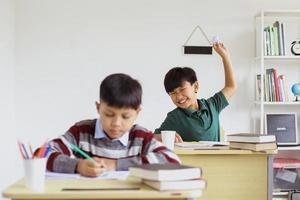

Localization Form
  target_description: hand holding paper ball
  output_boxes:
[291,83,300,101]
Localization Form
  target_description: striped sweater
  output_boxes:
[47,119,181,173]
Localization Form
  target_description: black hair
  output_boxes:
[164,67,197,93]
[100,73,142,109]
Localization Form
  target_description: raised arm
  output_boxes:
[213,42,237,100]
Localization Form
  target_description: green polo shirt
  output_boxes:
[154,91,229,141]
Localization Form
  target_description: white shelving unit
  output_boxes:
[254,9,300,134]
[255,10,300,200]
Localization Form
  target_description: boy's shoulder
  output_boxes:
[74,119,97,126]
[167,107,181,115]
[130,125,153,138]
[131,124,151,134]
[68,119,97,134]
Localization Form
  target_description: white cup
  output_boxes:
[161,130,176,150]
[23,158,47,192]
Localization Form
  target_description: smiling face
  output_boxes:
[168,81,199,110]
[96,101,140,139]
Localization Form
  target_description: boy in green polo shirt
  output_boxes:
[154,42,237,142]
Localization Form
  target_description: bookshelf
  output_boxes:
[255,101,300,106]
[254,10,300,200]
[254,9,300,134]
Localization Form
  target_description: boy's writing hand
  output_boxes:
[76,159,105,177]
[94,157,116,171]
[213,42,230,59]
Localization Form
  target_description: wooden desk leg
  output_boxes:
[268,155,273,200]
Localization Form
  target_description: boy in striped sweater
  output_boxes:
[47,73,181,177]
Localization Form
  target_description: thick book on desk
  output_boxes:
[129,164,201,181]
[143,178,206,191]
[229,141,277,151]
[227,133,276,143]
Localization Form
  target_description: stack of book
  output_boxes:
[129,163,205,191]
[227,133,277,151]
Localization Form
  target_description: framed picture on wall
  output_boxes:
[265,113,298,145]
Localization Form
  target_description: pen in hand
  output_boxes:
[69,143,95,161]
[60,136,95,161]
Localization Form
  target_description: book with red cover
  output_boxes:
[273,158,300,168]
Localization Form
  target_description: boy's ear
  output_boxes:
[136,107,142,114]
[193,81,199,93]
[95,101,101,113]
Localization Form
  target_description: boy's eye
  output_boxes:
[122,115,130,119]
[105,113,114,117]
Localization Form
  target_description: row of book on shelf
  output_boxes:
[264,20,286,56]
[256,67,289,102]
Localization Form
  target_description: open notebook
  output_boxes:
[46,171,129,180]
[175,141,229,149]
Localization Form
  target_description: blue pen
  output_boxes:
[43,145,52,157]
[21,143,29,159]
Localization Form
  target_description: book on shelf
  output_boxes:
[229,141,277,151]
[143,178,206,191]
[263,21,286,56]
[255,68,289,102]
[129,163,201,181]
[278,75,289,102]
[226,133,276,143]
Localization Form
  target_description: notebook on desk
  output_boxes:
[175,141,229,149]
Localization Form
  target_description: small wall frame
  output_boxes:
[183,25,212,55]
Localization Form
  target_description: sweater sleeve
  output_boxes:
[117,133,181,170]
[207,91,229,113]
[46,130,80,173]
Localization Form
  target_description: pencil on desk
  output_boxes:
[62,187,140,191]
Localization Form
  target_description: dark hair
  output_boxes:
[100,73,142,109]
[164,67,197,93]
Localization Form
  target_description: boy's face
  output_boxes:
[168,81,199,109]
[96,101,140,139]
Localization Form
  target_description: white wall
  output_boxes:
[0,0,17,198]
[2,0,300,198]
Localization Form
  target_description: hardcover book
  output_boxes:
[229,141,277,151]
[226,133,276,143]
[129,164,201,181]
[143,178,206,191]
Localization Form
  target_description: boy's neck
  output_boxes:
[189,100,199,110]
